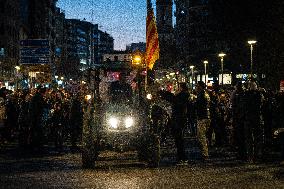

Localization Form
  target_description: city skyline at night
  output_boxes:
[57,0,149,50]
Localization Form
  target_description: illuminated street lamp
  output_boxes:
[218,53,226,85]
[132,55,142,66]
[132,53,143,101]
[248,40,257,79]
[15,66,21,71]
[61,76,64,80]
[190,65,195,89]
[203,60,208,86]
[55,75,58,80]
[14,66,21,90]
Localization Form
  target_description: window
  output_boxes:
[114,56,118,61]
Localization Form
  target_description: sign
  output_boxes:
[20,47,50,57]
[0,48,4,57]
[20,57,49,64]
[20,39,50,64]
[20,39,49,47]
[280,80,284,92]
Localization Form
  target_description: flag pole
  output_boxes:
[145,63,147,92]
[145,0,151,92]
[147,0,152,11]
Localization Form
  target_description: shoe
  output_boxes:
[201,156,209,162]
[176,160,189,166]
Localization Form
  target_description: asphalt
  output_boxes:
[0,141,283,189]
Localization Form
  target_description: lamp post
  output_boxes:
[132,52,143,102]
[15,66,20,90]
[190,65,195,89]
[218,53,226,85]
[203,60,208,86]
[248,40,257,79]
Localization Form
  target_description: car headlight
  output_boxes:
[109,117,118,129]
[125,117,134,128]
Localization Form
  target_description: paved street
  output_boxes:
[0,143,283,189]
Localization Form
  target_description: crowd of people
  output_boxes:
[152,80,284,164]
[0,79,283,165]
[0,86,85,151]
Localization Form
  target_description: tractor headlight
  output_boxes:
[109,117,119,129]
[125,117,134,128]
[146,93,152,100]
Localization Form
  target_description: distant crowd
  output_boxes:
[0,86,86,151]
[0,80,283,164]
[150,80,284,164]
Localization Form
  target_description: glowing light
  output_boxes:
[248,40,257,45]
[109,117,118,129]
[218,53,226,58]
[146,93,152,100]
[85,95,92,101]
[125,117,134,128]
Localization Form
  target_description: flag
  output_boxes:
[146,1,160,70]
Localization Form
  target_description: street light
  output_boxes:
[248,40,257,79]
[203,60,208,86]
[55,75,58,80]
[15,66,20,71]
[132,55,142,66]
[14,66,21,90]
[190,65,195,89]
[218,53,226,85]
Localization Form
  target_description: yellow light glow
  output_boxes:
[190,66,194,69]
[15,66,20,70]
[203,60,208,64]
[85,95,92,101]
[133,56,141,65]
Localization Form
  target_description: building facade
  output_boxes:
[65,19,92,79]
[0,0,20,81]
[155,0,176,69]
[102,51,132,72]
[97,30,114,64]
[174,0,226,80]
[126,42,146,53]
[54,7,66,77]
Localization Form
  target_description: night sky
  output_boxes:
[57,0,150,50]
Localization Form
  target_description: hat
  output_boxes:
[247,81,258,91]
[197,81,206,89]
[179,82,188,90]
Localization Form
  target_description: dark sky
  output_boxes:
[57,0,150,50]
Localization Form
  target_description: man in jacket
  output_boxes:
[172,82,190,164]
[195,81,211,160]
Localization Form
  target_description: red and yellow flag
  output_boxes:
[146,6,160,70]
